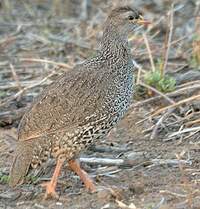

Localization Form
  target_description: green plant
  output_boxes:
[26,175,39,184]
[0,174,10,184]
[144,70,176,93]
[155,58,164,77]
[0,90,7,98]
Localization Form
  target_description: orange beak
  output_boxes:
[137,19,151,26]
[137,15,151,26]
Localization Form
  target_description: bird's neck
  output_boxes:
[100,22,130,59]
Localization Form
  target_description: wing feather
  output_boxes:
[18,64,107,141]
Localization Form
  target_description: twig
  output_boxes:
[80,0,88,20]
[160,190,186,198]
[150,159,192,166]
[175,130,200,141]
[143,33,156,72]
[115,200,137,209]
[0,72,55,108]
[178,80,200,88]
[162,3,174,76]
[131,82,200,109]
[139,82,175,105]
[0,80,52,90]
[90,145,132,153]
[150,94,200,117]
[150,108,174,140]
[152,197,165,209]
[9,64,22,92]
[92,168,122,178]
[79,157,191,167]
[0,107,28,125]
[80,157,139,167]
[20,58,73,69]
[186,118,200,126]
[132,60,143,85]
[168,126,200,138]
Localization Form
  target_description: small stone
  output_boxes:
[34,203,45,209]
[97,189,113,203]
[128,182,144,195]
[0,190,21,200]
[56,202,63,206]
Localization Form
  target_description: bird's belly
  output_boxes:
[51,122,113,159]
[50,88,134,162]
[30,121,113,168]
[30,81,133,168]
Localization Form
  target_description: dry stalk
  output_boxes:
[186,118,200,126]
[161,3,174,76]
[79,157,190,167]
[150,108,174,140]
[0,71,55,108]
[168,126,200,138]
[139,81,175,105]
[175,152,194,208]
[160,190,187,198]
[178,80,200,88]
[132,60,146,85]
[150,94,200,118]
[9,64,22,92]
[131,81,200,110]
[20,58,73,70]
[143,33,156,72]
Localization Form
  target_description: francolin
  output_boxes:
[9,6,150,198]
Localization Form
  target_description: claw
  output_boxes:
[68,159,96,192]
[41,181,59,200]
[41,158,64,199]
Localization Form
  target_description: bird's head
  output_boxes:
[106,6,150,38]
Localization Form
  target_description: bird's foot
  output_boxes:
[41,181,59,200]
[41,158,64,200]
[84,175,96,193]
[68,159,96,193]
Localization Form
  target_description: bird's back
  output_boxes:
[18,54,133,142]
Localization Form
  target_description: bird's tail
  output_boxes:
[9,141,34,187]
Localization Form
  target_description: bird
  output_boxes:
[9,6,150,199]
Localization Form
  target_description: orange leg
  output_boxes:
[68,159,96,192]
[42,158,64,199]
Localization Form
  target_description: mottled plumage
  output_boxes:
[9,6,148,190]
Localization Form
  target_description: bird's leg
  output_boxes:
[68,159,96,192]
[42,158,64,199]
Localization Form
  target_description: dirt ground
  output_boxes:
[0,109,200,209]
[0,0,200,209]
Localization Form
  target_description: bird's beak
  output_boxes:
[137,19,151,26]
[137,15,151,26]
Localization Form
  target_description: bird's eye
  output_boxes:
[137,14,144,20]
[135,15,140,19]
[128,16,134,20]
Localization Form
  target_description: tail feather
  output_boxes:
[9,142,33,187]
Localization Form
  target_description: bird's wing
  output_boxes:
[18,63,107,141]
